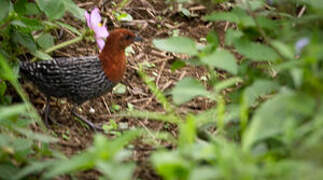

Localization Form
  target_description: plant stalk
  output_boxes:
[31,35,84,61]
[45,35,83,54]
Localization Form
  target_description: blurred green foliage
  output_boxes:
[147,0,323,179]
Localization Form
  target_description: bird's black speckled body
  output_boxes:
[20,56,115,105]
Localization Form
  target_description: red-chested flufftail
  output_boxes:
[20,29,142,130]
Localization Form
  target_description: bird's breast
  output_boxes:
[101,54,127,83]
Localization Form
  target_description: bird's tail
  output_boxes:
[19,61,35,79]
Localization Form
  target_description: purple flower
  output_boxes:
[85,7,109,50]
[295,37,309,56]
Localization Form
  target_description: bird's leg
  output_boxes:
[43,97,63,127]
[71,106,103,132]
[43,97,50,127]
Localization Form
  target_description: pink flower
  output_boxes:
[85,7,109,50]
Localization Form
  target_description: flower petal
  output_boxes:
[96,38,106,50]
[84,11,91,28]
[94,26,109,38]
[295,37,309,55]
[90,7,101,29]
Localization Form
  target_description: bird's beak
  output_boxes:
[134,36,143,42]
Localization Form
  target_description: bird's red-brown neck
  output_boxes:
[99,46,126,83]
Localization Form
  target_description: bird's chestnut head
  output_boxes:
[99,29,142,82]
[104,29,142,50]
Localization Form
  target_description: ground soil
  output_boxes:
[23,0,227,179]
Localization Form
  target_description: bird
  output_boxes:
[20,29,142,130]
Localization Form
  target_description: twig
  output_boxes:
[138,118,159,144]
[178,71,187,80]
[161,80,173,91]
[77,2,94,8]
[155,61,166,88]
[224,21,230,32]
[130,97,151,103]
[101,96,111,115]
[297,6,306,18]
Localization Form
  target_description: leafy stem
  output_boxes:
[243,0,291,61]
[45,35,84,54]
[31,34,85,62]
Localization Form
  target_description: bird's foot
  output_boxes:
[72,108,103,132]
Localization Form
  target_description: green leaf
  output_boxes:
[63,0,85,21]
[56,21,81,36]
[215,77,243,93]
[31,50,52,60]
[116,12,133,21]
[243,80,280,107]
[243,91,316,150]
[178,115,196,147]
[14,0,27,15]
[36,33,54,50]
[153,37,198,56]
[231,7,255,27]
[25,2,41,15]
[205,8,255,27]
[201,48,238,74]
[0,54,17,82]
[44,152,95,179]
[36,0,65,20]
[271,40,294,60]
[203,11,239,23]
[19,17,43,31]
[180,7,191,17]
[10,137,33,151]
[97,162,135,180]
[171,77,209,105]
[171,60,186,71]
[225,29,243,46]
[113,83,127,94]
[290,68,303,88]
[122,110,180,124]
[10,20,27,27]
[151,151,190,180]
[306,0,323,10]
[242,0,265,10]
[14,0,41,15]
[0,104,27,122]
[0,81,7,96]
[0,0,10,21]
[13,160,56,180]
[256,16,278,30]
[44,131,140,179]
[234,39,279,61]
[13,30,37,52]
[206,30,219,47]
[189,167,219,180]
[14,127,58,143]
[0,164,19,179]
